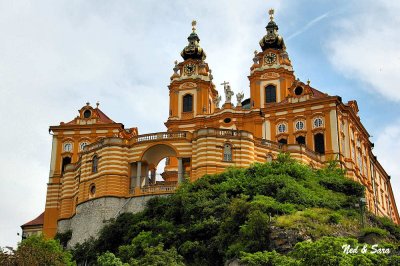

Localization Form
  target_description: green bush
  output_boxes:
[369,215,400,241]
[327,213,342,224]
[240,250,300,266]
[361,227,389,237]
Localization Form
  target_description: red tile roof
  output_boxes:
[93,108,115,124]
[310,87,327,98]
[21,212,44,228]
[65,107,116,125]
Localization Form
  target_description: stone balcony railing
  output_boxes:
[139,183,178,194]
[194,128,253,139]
[254,138,282,150]
[132,131,189,144]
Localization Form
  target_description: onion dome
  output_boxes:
[181,20,206,61]
[259,9,285,51]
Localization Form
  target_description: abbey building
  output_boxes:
[21,10,399,245]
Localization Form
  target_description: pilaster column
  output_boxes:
[144,164,149,186]
[178,158,183,184]
[136,161,142,188]
[150,169,156,184]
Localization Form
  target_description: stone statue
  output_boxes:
[173,60,179,74]
[253,50,259,64]
[214,95,221,108]
[236,92,244,106]
[225,85,234,103]
[221,81,234,103]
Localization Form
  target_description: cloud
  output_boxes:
[374,121,400,208]
[287,11,331,41]
[326,0,400,101]
[0,0,283,248]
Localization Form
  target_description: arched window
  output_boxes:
[62,156,71,172]
[89,183,96,196]
[183,94,193,112]
[223,143,232,162]
[92,155,99,173]
[296,136,306,145]
[314,133,325,154]
[278,138,287,145]
[265,85,276,103]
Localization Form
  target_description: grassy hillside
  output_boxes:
[70,153,400,265]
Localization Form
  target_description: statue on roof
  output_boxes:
[221,81,234,103]
[214,95,222,108]
[236,92,244,106]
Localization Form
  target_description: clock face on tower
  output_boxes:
[264,52,277,65]
[184,64,196,76]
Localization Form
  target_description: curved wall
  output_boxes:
[58,194,168,247]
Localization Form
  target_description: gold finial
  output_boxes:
[269,8,274,21]
[307,79,311,85]
[192,20,197,32]
[86,102,90,106]
[174,60,178,66]
[96,101,100,107]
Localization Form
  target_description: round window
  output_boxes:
[295,121,304,130]
[63,143,72,152]
[83,110,91,119]
[294,86,303,96]
[80,142,88,151]
[314,118,323,128]
[278,123,286,133]
[224,118,232,123]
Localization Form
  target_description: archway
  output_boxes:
[130,144,189,192]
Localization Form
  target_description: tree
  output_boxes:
[97,251,128,266]
[128,244,185,266]
[1,235,75,266]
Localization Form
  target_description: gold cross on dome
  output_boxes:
[269,8,274,21]
[192,20,197,32]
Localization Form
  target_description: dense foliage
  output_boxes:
[241,237,400,266]
[65,153,399,265]
[0,235,75,266]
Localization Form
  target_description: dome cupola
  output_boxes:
[181,20,206,61]
[259,9,285,51]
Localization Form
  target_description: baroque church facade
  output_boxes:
[22,10,399,245]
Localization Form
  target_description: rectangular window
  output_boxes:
[183,94,193,112]
[265,85,277,103]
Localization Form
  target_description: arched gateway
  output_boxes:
[131,143,189,194]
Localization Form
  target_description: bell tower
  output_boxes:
[249,9,295,109]
[166,21,218,132]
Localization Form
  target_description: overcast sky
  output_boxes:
[1,0,400,248]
